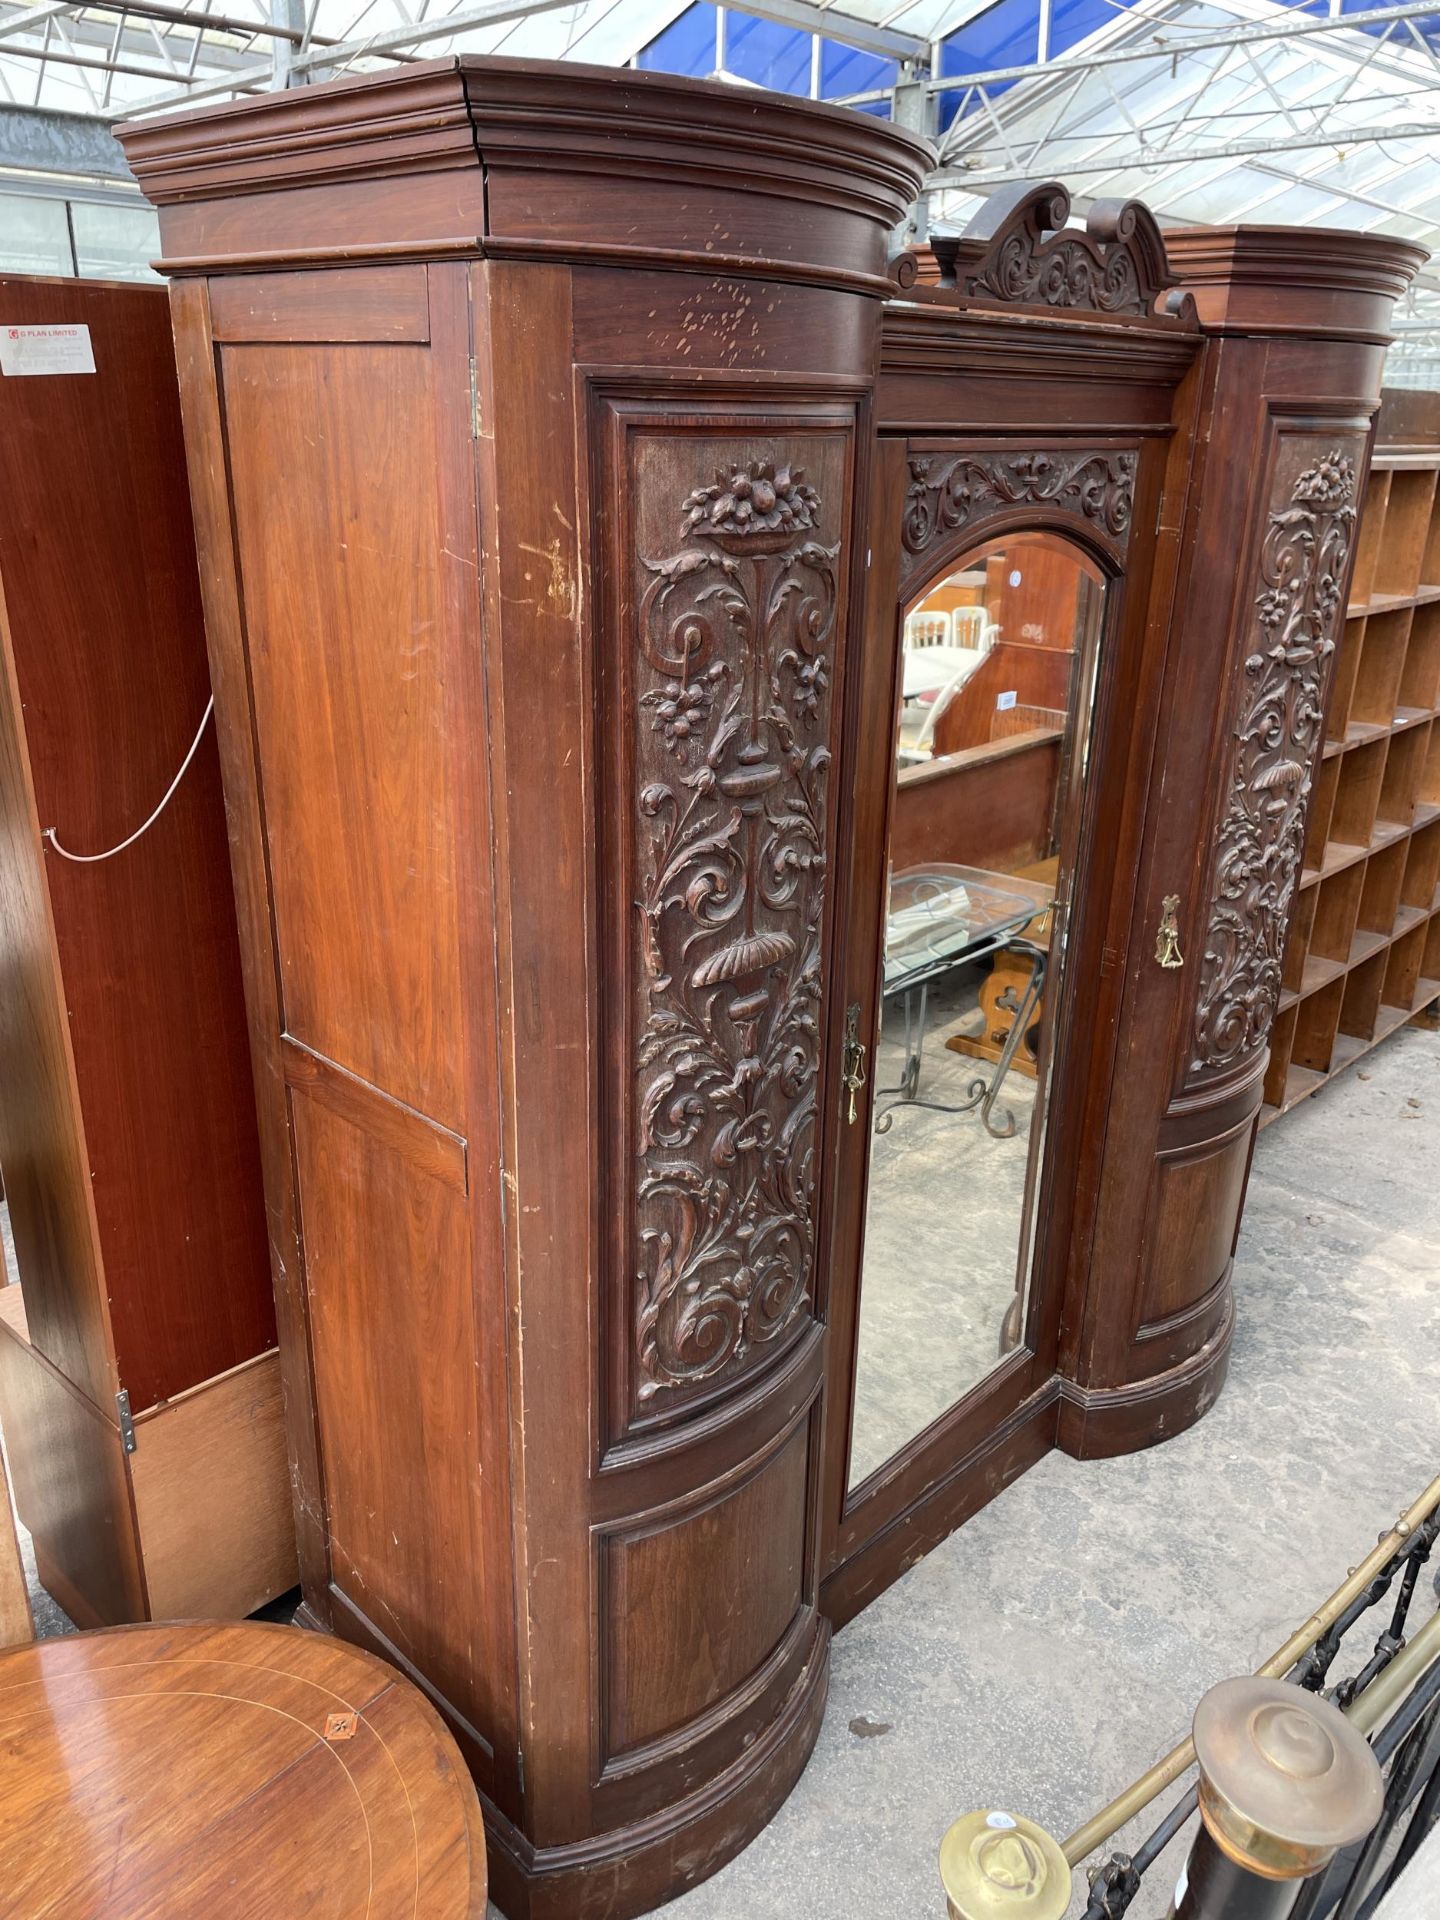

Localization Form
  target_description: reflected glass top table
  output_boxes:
[878,863,1055,1137]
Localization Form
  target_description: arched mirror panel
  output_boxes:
[847,531,1109,1491]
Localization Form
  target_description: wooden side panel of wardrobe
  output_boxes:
[201,266,514,1790]
[221,338,464,1131]
[292,1093,488,1724]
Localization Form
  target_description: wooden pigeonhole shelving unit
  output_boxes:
[1262,391,1440,1126]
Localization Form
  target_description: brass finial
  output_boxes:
[1192,1677,1382,1880]
[939,1811,1070,1920]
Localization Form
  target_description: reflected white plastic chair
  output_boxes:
[960,606,990,652]
[904,609,951,648]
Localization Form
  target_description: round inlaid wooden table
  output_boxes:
[0,1621,487,1918]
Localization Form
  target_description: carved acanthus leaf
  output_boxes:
[631,456,838,1406]
[902,448,1137,557]
[1190,445,1359,1076]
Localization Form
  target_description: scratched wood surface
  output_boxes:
[0,1622,486,1918]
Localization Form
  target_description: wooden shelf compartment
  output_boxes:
[1351,607,1412,727]
[1326,615,1366,745]
[1423,723,1440,807]
[1401,819,1440,918]
[1302,836,1372,891]
[1359,838,1407,939]
[1425,489,1440,591]
[1347,586,1440,619]
[1400,602,1440,714]
[1281,886,1318,996]
[1394,903,1428,939]
[1425,914,1440,990]
[1383,920,1428,1014]
[1339,947,1388,1049]
[1292,974,1345,1075]
[1349,469,1390,605]
[1332,736,1389,849]
[1299,954,1347,997]
[1265,967,1440,1131]
[1372,452,1440,472]
[1281,1062,1331,1110]
[1378,719,1427,831]
[1303,752,1341,876]
[1374,468,1439,599]
[1329,1028,1373,1077]
[1263,1002,1298,1110]
[1310,863,1364,968]
[1349,926,1390,967]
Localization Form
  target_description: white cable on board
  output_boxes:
[43,697,215,865]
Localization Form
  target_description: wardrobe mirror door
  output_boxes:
[846,532,1108,1492]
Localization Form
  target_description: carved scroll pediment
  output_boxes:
[903,182,1193,323]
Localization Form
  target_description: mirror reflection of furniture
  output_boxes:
[874,863,1055,1131]
[948,857,1059,1082]
[848,533,1103,1491]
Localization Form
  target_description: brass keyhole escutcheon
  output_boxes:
[1155,893,1184,970]
[841,1002,868,1124]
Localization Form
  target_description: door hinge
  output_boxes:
[116,1389,136,1455]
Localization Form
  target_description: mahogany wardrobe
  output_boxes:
[120,59,1423,1920]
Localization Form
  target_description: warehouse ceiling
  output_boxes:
[1,0,1438,367]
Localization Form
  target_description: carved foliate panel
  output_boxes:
[618,429,849,1422]
[1189,438,1362,1080]
[899,447,1136,593]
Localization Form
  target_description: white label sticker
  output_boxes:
[985,1812,1018,1830]
[0,323,95,377]
[997,689,1017,711]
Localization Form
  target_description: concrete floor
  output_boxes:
[651,1026,1440,1920]
[851,969,1040,1488]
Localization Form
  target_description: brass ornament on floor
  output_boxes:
[940,1809,1072,1920]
